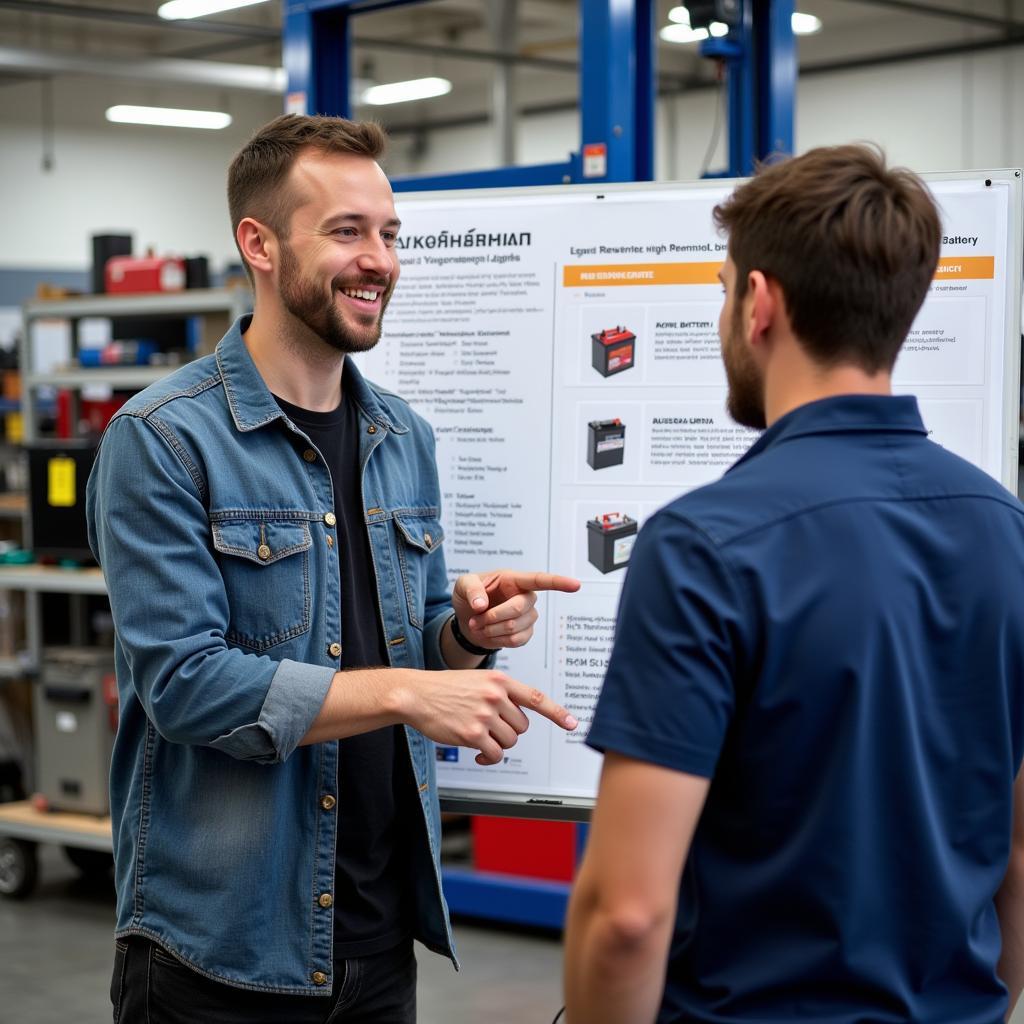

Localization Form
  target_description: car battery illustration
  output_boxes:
[586,513,638,574]
[591,326,636,377]
[587,418,626,470]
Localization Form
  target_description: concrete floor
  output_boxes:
[6,845,1024,1024]
[0,844,565,1024]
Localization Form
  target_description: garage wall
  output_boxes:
[0,42,1020,273]
[387,43,1024,181]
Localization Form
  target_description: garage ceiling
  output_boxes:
[0,0,1021,138]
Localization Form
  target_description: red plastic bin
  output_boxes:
[471,816,576,882]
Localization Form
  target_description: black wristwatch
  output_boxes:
[449,613,497,657]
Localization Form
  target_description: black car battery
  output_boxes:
[26,441,97,562]
[586,513,638,574]
[591,326,636,377]
[587,418,626,470]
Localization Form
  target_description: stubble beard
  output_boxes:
[724,301,767,431]
[278,241,391,355]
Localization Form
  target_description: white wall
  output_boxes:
[385,42,1024,182]
[1,43,1021,273]
[0,76,280,271]
[387,109,580,179]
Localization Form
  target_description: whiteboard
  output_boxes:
[355,169,1024,820]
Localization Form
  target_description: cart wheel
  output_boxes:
[0,837,39,899]
[63,846,114,878]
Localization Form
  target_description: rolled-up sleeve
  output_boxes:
[87,413,334,764]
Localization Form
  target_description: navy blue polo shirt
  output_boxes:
[588,395,1024,1024]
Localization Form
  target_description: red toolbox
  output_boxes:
[472,817,576,882]
[105,255,186,294]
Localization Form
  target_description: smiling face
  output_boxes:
[276,149,401,354]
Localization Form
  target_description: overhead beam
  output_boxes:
[0,0,278,38]
[800,27,1024,72]
[352,35,692,90]
[0,0,693,86]
[0,46,285,92]
[171,33,578,73]
[382,29,1024,137]
[169,37,277,60]
[836,0,1024,33]
[352,33,575,71]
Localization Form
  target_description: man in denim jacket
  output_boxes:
[87,114,579,1023]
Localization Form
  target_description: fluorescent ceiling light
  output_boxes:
[105,105,232,129]
[792,12,823,33]
[360,77,452,106]
[665,6,822,40]
[158,0,269,19]
[660,22,710,43]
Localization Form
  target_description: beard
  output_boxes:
[723,301,767,430]
[278,241,392,355]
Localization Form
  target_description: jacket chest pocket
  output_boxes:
[394,511,445,629]
[211,519,312,651]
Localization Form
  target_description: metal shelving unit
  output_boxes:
[22,289,251,320]
[0,493,27,519]
[27,367,171,390]
[0,566,107,596]
[11,287,251,677]
[0,290,250,897]
[19,287,251,441]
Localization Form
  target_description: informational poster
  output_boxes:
[355,173,1022,817]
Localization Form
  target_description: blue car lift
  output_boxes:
[281,0,794,928]
[698,0,796,177]
[283,0,657,188]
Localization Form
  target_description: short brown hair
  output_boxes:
[713,144,941,373]
[227,114,388,281]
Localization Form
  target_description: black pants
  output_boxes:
[111,936,417,1023]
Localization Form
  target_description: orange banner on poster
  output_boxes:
[934,256,994,280]
[563,261,723,287]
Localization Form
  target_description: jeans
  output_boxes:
[111,936,417,1023]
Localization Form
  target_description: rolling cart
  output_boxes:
[0,800,112,898]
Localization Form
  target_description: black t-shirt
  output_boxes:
[276,387,416,959]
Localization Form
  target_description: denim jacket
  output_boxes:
[86,316,457,994]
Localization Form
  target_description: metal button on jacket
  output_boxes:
[302,449,316,463]
[328,642,342,658]
[312,971,328,986]
[320,794,336,811]
[326,535,334,549]
[424,532,433,549]
[324,512,337,527]
[367,424,377,434]
[257,544,271,561]
[318,893,334,909]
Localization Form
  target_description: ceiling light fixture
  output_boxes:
[157,0,270,20]
[360,77,452,106]
[663,6,822,41]
[659,22,710,43]
[791,12,823,34]
[105,105,233,129]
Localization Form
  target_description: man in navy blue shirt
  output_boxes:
[564,145,1024,1024]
